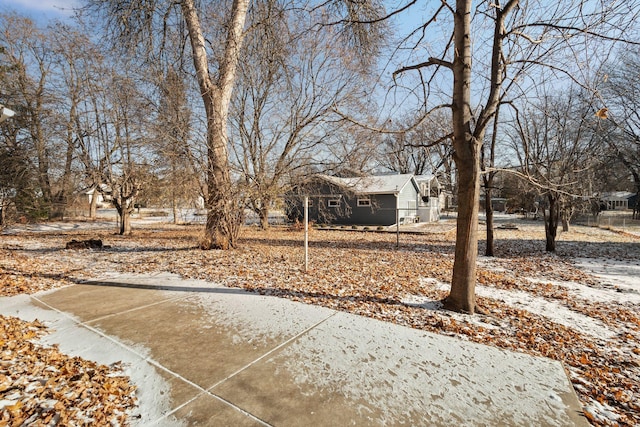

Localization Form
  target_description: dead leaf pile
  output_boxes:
[1,223,639,425]
[0,315,137,426]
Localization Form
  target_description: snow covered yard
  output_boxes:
[1,219,639,425]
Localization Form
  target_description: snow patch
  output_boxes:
[574,258,640,301]
[185,288,334,347]
[414,278,615,340]
[278,312,577,426]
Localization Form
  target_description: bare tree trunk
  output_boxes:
[120,208,131,235]
[561,209,570,232]
[483,98,501,257]
[181,0,249,250]
[172,190,179,224]
[89,189,98,219]
[485,186,495,256]
[544,194,559,252]
[444,0,479,314]
[259,204,270,230]
[52,101,78,220]
[113,196,133,235]
[447,142,482,313]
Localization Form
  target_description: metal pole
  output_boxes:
[304,196,309,272]
[396,207,400,249]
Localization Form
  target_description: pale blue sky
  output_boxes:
[6,0,79,22]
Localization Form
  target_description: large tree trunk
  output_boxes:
[447,142,482,313]
[181,0,249,250]
[444,0,480,314]
[120,208,131,235]
[258,196,271,230]
[203,112,238,249]
[113,199,132,235]
[259,208,269,230]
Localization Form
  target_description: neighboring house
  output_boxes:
[287,173,441,226]
[479,196,507,212]
[600,192,635,211]
[629,193,639,211]
[85,185,113,208]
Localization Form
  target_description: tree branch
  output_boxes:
[325,0,417,26]
[331,103,452,134]
[393,57,453,79]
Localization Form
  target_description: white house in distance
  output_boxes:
[85,185,113,208]
[0,105,16,123]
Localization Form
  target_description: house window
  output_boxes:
[357,198,371,207]
[328,199,340,208]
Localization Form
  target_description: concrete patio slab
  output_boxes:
[1,274,589,426]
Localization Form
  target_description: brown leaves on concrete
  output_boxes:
[0,315,137,426]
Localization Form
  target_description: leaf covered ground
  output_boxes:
[1,220,639,426]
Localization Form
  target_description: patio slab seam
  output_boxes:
[207,311,339,392]
[83,295,193,324]
[156,311,339,425]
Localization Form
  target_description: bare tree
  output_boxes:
[152,67,200,224]
[87,0,250,248]
[602,48,640,219]
[230,5,374,229]
[379,110,453,178]
[66,41,153,235]
[49,23,97,219]
[509,89,604,251]
[383,0,640,313]
[0,13,58,220]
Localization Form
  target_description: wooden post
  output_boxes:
[304,196,309,272]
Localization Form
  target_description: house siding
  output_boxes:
[287,184,398,226]
[286,174,438,226]
[397,182,418,223]
[349,194,397,225]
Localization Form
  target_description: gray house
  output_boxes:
[287,174,441,226]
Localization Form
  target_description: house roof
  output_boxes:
[414,174,436,183]
[318,174,416,195]
[601,191,635,200]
